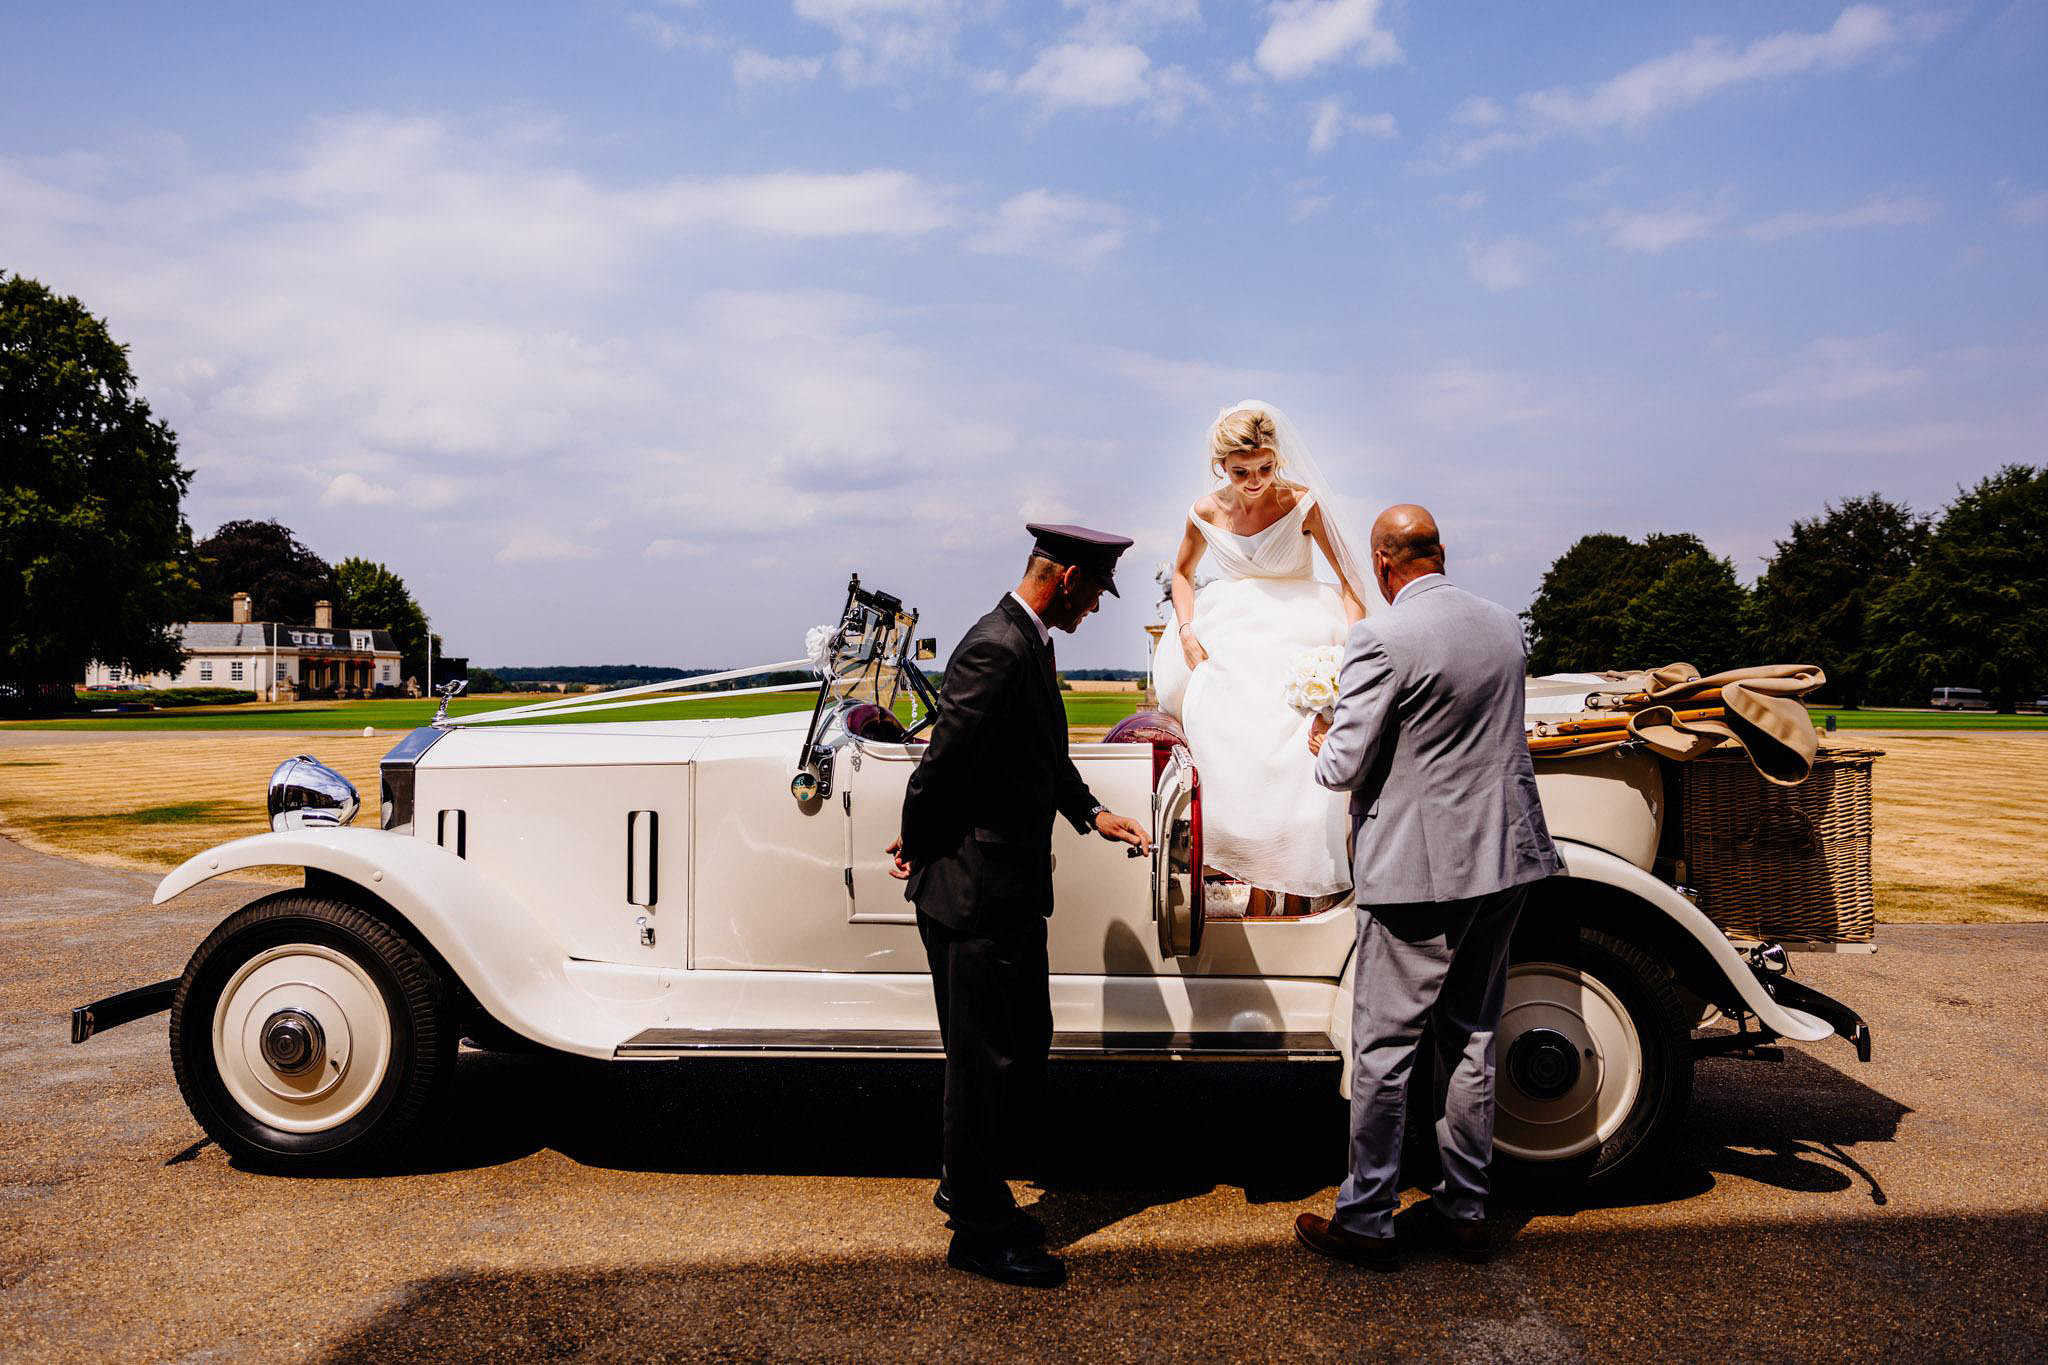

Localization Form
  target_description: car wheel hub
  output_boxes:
[1493,962,1642,1163]
[1505,1027,1582,1102]
[212,944,392,1133]
[259,1009,325,1076]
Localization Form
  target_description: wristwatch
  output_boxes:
[1087,802,1109,828]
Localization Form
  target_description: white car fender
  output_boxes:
[1552,840,1834,1043]
[153,828,629,1059]
[1321,838,1834,1086]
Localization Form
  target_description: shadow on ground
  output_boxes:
[318,1206,2046,1362]
[245,1039,1913,1251]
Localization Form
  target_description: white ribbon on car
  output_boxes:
[444,656,815,727]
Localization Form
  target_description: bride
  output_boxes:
[1152,401,1375,915]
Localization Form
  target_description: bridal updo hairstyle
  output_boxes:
[1210,407,1283,480]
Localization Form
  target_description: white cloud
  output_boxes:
[1015,42,1153,108]
[1254,0,1402,81]
[1436,189,1487,212]
[1746,192,1936,241]
[495,535,599,565]
[639,168,957,237]
[1307,98,1395,155]
[1409,362,1577,432]
[320,473,397,506]
[643,538,709,561]
[1062,0,1203,43]
[1996,177,2048,225]
[794,0,963,85]
[1744,334,1924,407]
[1603,203,1728,252]
[732,49,826,86]
[1464,237,1535,292]
[1440,6,1906,167]
[1007,41,1203,121]
[966,189,1129,265]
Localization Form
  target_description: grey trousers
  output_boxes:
[1333,884,1527,1237]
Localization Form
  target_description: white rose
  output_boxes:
[1301,677,1337,712]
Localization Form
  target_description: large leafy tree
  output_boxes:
[335,557,431,684]
[1867,465,2048,709]
[1524,532,1714,673]
[1748,494,1928,707]
[1,271,196,681]
[192,519,340,624]
[1616,552,1751,675]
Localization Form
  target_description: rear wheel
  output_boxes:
[170,892,454,1170]
[1405,927,1693,1196]
[1491,929,1692,1190]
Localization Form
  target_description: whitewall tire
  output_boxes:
[170,893,454,1169]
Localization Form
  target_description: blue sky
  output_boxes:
[4,1,2043,667]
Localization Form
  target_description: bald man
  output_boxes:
[1295,504,1561,1272]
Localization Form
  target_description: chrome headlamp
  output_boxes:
[267,755,360,832]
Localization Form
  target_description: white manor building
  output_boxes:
[84,593,404,700]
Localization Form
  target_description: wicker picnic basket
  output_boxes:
[1680,743,1882,944]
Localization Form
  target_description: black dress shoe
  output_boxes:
[1294,1212,1399,1273]
[934,1185,1046,1243]
[947,1233,1067,1288]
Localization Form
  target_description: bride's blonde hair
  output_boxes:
[1209,407,1284,479]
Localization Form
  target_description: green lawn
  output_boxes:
[2,690,1151,732]
[1808,707,2048,731]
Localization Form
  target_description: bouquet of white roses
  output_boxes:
[1282,645,1343,718]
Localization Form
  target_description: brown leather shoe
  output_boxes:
[1430,1208,1491,1264]
[1294,1213,1398,1272]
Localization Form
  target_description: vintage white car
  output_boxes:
[72,578,1871,1190]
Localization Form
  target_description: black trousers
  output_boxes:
[916,909,1053,1237]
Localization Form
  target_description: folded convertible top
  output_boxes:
[1526,663,1826,785]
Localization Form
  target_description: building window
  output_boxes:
[276,662,287,681]
[199,662,213,681]
[108,668,122,683]
[230,661,245,683]
[381,663,393,682]
[352,631,372,652]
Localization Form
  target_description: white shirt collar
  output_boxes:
[1392,572,1446,607]
[1008,591,1052,645]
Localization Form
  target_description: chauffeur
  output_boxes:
[888,524,1151,1289]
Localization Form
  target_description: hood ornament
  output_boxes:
[431,678,469,728]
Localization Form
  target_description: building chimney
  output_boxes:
[231,592,252,625]
[314,600,333,629]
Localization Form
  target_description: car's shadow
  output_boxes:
[237,1040,1910,1248]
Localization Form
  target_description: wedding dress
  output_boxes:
[1152,490,1355,899]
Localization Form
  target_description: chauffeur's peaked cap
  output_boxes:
[1025,522,1134,597]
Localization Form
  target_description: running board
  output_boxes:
[615,1028,1338,1060]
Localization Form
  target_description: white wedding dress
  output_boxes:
[1152,492,1354,899]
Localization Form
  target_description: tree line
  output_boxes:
[2,270,441,691]
[1524,467,2048,709]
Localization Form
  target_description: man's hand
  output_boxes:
[1308,712,1332,755]
[1093,810,1152,854]
[885,836,913,880]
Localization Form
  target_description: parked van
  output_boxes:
[1929,686,1992,710]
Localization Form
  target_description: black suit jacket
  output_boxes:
[901,595,1101,937]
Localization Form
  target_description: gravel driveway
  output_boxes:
[2,832,2043,1361]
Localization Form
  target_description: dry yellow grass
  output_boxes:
[0,735,389,879]
[1,729,2042,923]
[1857,730,2048,923]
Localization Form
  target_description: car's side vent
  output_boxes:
[436,809,466,858]
[627,810,658,907]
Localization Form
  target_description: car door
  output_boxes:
[1152,741,1204,958]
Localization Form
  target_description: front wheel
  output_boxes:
[170,892,455,1170]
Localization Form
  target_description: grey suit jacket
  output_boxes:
[1314,577,1562,905]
